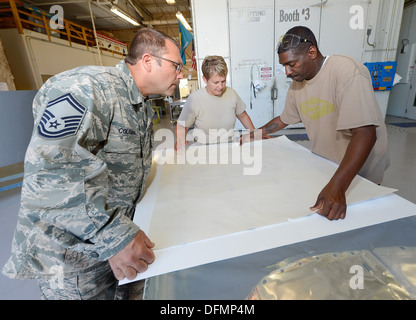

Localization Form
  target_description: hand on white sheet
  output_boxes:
[108,230,155,280]
[239,131,273,145]
[310,182,347,221]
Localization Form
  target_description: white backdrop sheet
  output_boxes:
[147,136,395,249]
[121,136,398,284]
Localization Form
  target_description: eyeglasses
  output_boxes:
[153,55,183,73]
[278,34,312,50]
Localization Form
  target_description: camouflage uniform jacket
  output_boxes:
[2,60,154,279]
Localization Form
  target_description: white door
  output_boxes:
[386,3,416,118]
[319,0,368,61]
[229,0,276,128]
[229,0,324,127]
[405,43,416,120]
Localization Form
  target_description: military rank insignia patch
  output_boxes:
[37,93,87,139]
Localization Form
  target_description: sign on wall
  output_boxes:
[96,33,128,55]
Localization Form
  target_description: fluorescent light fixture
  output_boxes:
[176,11,192,31]
[166,0,176,4]
[111,6,139,26]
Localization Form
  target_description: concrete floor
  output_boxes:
[0,115,415,300]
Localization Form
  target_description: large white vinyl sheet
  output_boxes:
[148,136,395,249]
[122,136,397,284]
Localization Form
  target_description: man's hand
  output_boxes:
[310,125,377,221]
[108,230,155,280]
[310,181,347,221]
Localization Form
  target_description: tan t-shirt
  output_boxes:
[178,86,246,144]
[280,55,389,184]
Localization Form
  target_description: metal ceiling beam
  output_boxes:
[142,19,178,25]
[24,0,191,29]
[93,0,146,26]
[129,0,152,20]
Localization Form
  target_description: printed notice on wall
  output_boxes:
[238,9,267,24]
[260,66,273,81]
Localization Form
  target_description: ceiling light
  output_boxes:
[176,11,192,31]
[110,6,139,26]
[166,0,176,4]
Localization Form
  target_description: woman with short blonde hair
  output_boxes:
[175,55,255,149]
[201,55,228,80]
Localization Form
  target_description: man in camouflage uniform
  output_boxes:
[2,28,184,299]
